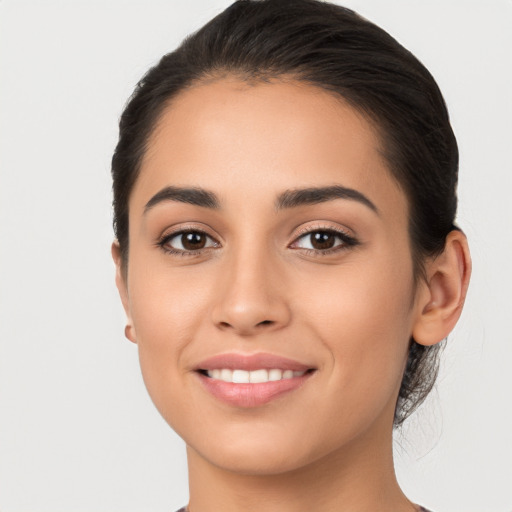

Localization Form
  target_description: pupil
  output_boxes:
[311,231,335,250]
[182,232,206,250]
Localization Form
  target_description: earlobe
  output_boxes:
[412,230,471,346]
[111,241,137,344]
[124,324,136,344]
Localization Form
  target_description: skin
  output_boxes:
[113,78,471,512]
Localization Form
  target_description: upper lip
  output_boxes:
[196,352,314,372]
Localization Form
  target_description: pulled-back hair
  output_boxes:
[112,0,459,426]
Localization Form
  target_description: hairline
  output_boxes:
[120,70,428,287]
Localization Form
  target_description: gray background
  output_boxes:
[0,1,511,511]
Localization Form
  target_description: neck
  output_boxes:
[186,417,415,512]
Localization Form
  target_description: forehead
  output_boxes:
[132,78,406,219]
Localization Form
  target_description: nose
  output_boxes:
[211,249,291,336]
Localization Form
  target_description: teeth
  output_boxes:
[220,369,231,381]
[232,369,250,383]
[268,369,282,381]
[249,369,268,383]
[205,368,307,383]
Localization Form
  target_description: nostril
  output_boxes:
[257,320,273,326]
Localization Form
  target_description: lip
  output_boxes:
[194,352,316,408]
[196,352,312,372]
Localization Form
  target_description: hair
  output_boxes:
[111,0,459,426]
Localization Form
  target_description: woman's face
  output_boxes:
[116,78,423,475]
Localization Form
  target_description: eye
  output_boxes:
[291,228,358,253]
[159,230,219,254]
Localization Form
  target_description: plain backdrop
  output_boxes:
[0,1,511,511]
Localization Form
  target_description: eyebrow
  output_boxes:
[144,186,220,213]
[143,184,378,215]
[275,185,378,214]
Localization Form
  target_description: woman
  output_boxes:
[111,1,471,510]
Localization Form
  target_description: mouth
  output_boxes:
[194,353,316,408]
[198,368,313,383]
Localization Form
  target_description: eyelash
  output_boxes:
[290,225,359,256]
[156,227,220,257]
[156,226,359,257]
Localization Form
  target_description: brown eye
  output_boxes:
[309,231,336,250]
[161,230,218,253]
[181,232,207,250]
[292,228,357,253]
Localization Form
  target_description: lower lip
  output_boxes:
[197,372,314,408]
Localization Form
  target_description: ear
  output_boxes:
[412,230,471,346]
[111,241,137,344]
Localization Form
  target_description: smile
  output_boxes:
[203,368,308,383]
[195,353,316,407]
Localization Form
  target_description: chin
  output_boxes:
[181,414,356,478]
[195,441,316,476]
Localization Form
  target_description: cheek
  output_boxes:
[127,263,215,398]
[297,247,414,331]
[129,253,214,334]
[295,251,415,399]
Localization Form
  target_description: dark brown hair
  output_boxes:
[112,0,459,426]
